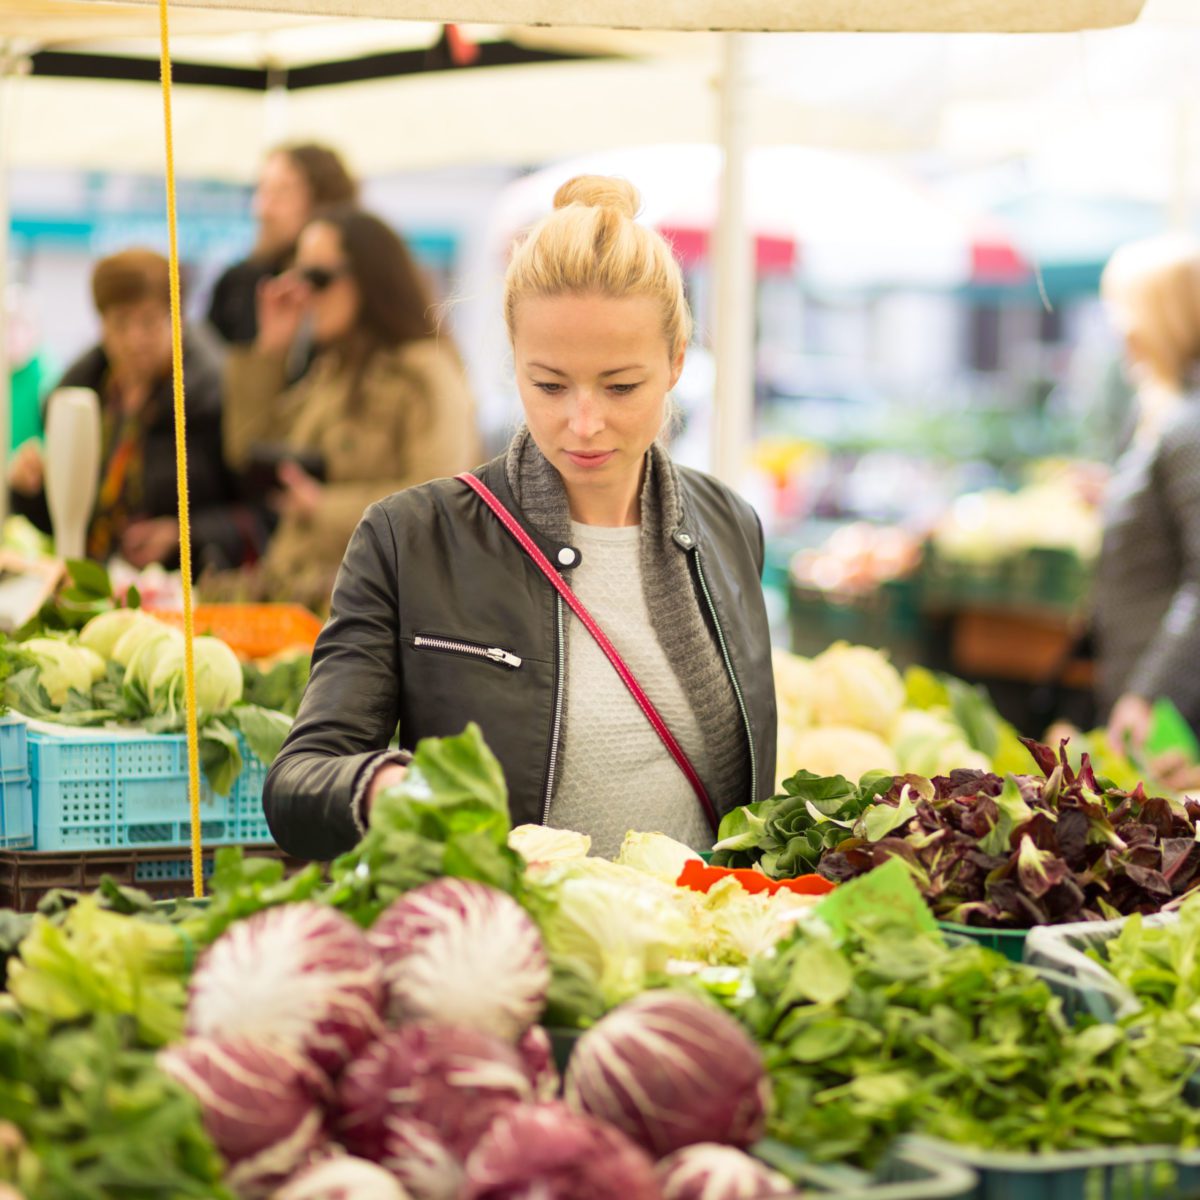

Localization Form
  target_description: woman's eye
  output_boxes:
[533,382,564,395]
[610,383,640,396]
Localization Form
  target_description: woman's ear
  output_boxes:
[668,346,686,391]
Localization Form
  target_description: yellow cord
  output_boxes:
[157,0,204,899]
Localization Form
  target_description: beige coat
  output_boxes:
[225,337,478,605]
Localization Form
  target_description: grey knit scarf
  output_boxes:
[504,429,749,815]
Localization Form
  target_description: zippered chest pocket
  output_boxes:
[412,633,522,670]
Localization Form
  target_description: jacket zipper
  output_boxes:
[413,635,522,669]
[541,595,566,824]
[692,548,758,803]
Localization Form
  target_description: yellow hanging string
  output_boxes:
[156,0,204,898]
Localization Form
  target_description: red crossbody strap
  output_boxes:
[457,471,717,833]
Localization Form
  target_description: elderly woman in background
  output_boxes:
[1098,235,1200,783]
[222,206,478,610]
[8,248,250,573]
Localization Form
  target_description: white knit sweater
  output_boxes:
[549,521,714,860]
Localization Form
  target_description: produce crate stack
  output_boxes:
[0,843,305,911]
[28,728,270,851]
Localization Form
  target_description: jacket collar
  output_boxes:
[489,429,703,568]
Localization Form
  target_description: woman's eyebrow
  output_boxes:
[526,363,645,376]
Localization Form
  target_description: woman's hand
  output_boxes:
[272,460,324,521]
[121,517,180,568]
[255,273,311,356]
[8,441,44,497]
[1108,692,1153,757]
[366,761,408,817]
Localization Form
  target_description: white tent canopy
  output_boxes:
[0,0,1147,39]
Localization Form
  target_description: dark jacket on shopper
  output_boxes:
[14,329,254,573]
[264,433,778,861]
[207,256,279,346]
[1095,401,1200,725]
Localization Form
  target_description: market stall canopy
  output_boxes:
[5,57,918,181]
[0,0,1148,37]
[490,144,1027,289]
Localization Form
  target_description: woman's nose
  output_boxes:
[567,391,604,440]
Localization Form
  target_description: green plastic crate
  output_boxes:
[938,921,1027,963]
[756,1137,977,1199]
[919,1139,1200,1200]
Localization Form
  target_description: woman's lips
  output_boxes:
[564,450,615,469]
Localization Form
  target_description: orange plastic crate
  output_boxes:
[147,604,323,661]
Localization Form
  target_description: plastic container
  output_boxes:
[938,921,1027,963]
[0,844,300,911]
[919,1139,1200,1200]
[147,604,322,661]
[755,1137,978,1199]
[29,727,271,851]
[1022,914,1177,1024]
[0,716,33,849]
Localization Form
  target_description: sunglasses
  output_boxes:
[298,264,350,292]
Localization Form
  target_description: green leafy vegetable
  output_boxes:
[733,875,1200,1167]
[0,1010,232,1199]
[325,723,523,926]
[5,896,189,1048]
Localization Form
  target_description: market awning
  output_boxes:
[0,0,1147,40]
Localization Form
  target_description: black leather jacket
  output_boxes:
[264,455,777,860]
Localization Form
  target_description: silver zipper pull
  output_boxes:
[486,647,523,669]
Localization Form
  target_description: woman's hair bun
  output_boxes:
[553,174,640,220]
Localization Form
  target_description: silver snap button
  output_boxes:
[557,547,576,566]
[678,533,693,547]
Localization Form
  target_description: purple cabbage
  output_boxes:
[369,879,549,1042]
[158,1035,328,1198]
[565,992,769,1158]
[658,1145,792,1200]
[187,902,385,1076]
[464,1102,663,1199]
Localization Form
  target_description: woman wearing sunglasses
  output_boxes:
[223,207,479,609]
[263,176,777,863]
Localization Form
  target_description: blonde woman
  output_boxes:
[1099,235,1200,768]
[264,176,777,861]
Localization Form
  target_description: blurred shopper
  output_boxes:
[223,206,478,610]
[208,143,358,347]
[8,249,251,572]
[1097,234,1200,779]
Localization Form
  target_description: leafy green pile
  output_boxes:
[714,738,1200,928]
[0,1012,231,1200]
[241,652,311,718]
[1090,894,1200,1048]
[5,895,190,1048]
[735,871,1200,1167]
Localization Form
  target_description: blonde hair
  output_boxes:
[503,174,692,360]
[1102,234,1200,392]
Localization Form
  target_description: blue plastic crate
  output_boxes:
[0,717,32,849]
[29,727,272,851]
[135,855,217,883]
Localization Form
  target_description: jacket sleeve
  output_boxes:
[263,503,403,860]
[1126,419,1200,714]
[222,346,292,469]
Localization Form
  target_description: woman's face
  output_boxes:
[513,291,683,513]
[253,153,313,259]
[100,297,172,385]
[295,222,361,347]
